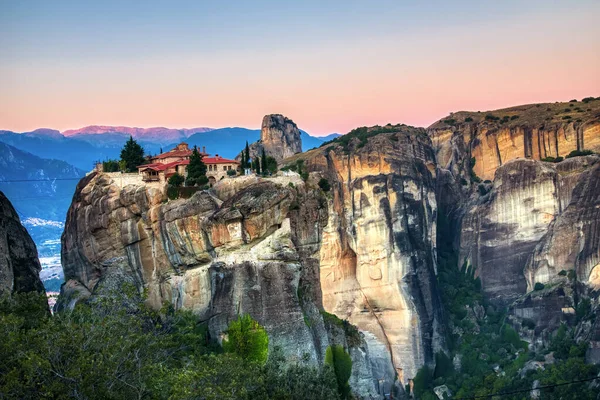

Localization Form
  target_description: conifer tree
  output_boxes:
[261,148,267,176]
[120,136,145,172]
[244,141,250,169]
[186,146,208,186]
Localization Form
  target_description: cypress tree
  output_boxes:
[186,146,208,186]
[261,148,267,176]
[244,141,250,169]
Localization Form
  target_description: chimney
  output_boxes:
[202,146,206,154]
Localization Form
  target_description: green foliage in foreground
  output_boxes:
[325,345,352,399]
[412,212,600,399]
[0,291,340,400]
[223,314,269,365]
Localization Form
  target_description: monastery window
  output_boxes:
[223,166,227,171]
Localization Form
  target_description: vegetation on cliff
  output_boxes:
[410,212,600,399]
[0,287,340,400]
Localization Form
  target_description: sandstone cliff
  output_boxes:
[238,114,302,163]
[458,156,599,305]
[58,172,381,397]
[428,100,600,181]
[284,124,444,388]
[0,190,47,298]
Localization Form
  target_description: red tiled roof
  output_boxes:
[152,150,194,160]
[204,156,239,164]
[137,159,189,171]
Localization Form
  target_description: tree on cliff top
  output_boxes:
[185,146,208,187]
[120,136,145,172]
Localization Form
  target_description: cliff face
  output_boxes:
[525,157,600,289]
[459,156,599,305]
[0,191,47,298]
[286,125,443,387]
[59,172,380,397]
[60,123,443,395]
[428,100,600,181]
[239,114,302,163]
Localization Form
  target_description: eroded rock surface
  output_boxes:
[428,100,600,181]
[287,125,444,387]
[0,190,47,298]
[238,114,302,163]
[59,172,381,397]
[459,156,599,305]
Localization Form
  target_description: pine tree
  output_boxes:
[261,148,267,176]
[186,146,208,186]
[120,136,145,172]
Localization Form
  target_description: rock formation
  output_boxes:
[57,100,600,397]
[0,190,47,298]
[284,124,444,388]
[428,100,600,181]
[58,172,380,397]
[459,156,599,305]
[238,114,302,163]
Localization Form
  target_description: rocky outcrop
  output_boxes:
[524,157,600,288]
[59,171,380,397]
[428,100,600,181]
[0,190,47,298]
[238,114,302,163]
[459,156,599,305]
[286,125,444,388]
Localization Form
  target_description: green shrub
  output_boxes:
[566,149,594,158]
[318,178,331,192]
[325,345,352,399]
[464,117,473,122]
[477,184,489,196]
[522,318,536,330]
[562,115,572,120]
[534,282,545,291]
[167,185,179,200]
[569,99,577,102]
[541,156,563,163]
[168,172,185,187]
[485,114,500,121]
[443,118,456,125]
[102,159,120,172]
[222,314,269,365]
[510,115,519,120]
[558,270,567,276]
[582,97,595,103]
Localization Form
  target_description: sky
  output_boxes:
[1,0,599,136]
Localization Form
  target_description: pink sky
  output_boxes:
[1,1,599,136]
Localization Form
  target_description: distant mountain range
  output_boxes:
[0,142,86,291]
[0,126,338,171]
